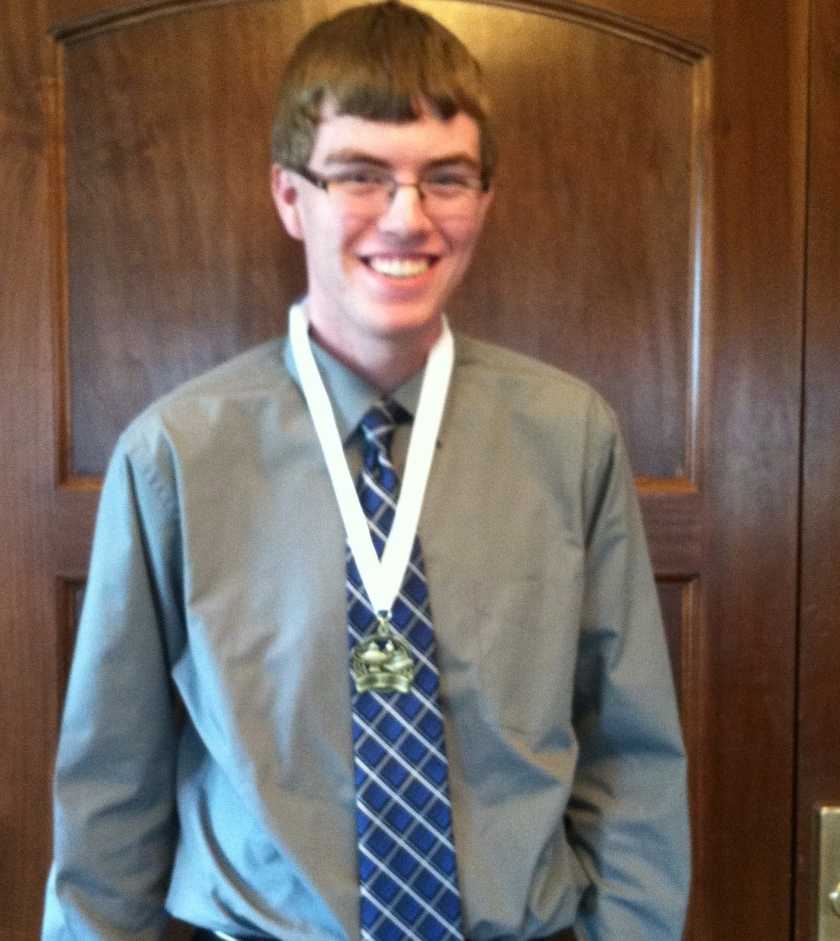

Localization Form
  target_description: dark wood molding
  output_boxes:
[49,0,709,60]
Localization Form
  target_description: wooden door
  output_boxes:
[0,1,811,939]
[797,1,840,939]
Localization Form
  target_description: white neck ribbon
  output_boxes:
[289,302,453,617]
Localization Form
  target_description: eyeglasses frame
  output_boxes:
[292,165,492,210]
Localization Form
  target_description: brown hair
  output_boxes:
[271,1,496,182]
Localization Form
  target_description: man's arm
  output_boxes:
[43,432,185,941]
[568,403,691,941]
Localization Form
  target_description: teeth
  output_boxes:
[368,257,431,278]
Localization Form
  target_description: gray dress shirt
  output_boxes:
[42,329,690,941]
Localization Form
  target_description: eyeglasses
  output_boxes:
[294,165,489,217]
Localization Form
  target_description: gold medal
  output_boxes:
[351,615,416,694]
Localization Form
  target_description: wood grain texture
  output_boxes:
[564,0,711,49]
[639,484,703,576]
[46,0,712,52]
[60,2,307,476]
[796,0,840,937]
[695,0,807,939]
[0,0,60,934]
[656,578,692,705]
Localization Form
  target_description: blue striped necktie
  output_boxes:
[346,400,464,941]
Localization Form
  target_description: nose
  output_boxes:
[377,183,433,239]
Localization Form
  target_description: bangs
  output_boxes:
[333,87,460,125]
[295,8,487,125]
[273,1,495,176]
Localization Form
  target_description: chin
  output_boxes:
[372,314,444,345]
[355,300,445,342]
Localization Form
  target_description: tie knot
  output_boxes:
[359,400,409,458]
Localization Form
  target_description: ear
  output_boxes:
[480,180,496,215]
[472,180,496,233]
[271,164,304,240]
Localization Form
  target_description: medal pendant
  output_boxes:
[351,616,416,694]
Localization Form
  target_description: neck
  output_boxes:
[307,316,442,393]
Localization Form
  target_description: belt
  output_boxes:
[191,932,486,941]
[191,930,275,941]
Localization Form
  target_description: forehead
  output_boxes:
[309,107,482,168]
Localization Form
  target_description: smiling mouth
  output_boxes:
[363,256,437,279]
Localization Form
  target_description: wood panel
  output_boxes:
[57,0,703,480]
[657,578,697,707]
[797,0,840,937]
[698,0,807,938]
[0,0,59,935]
[45,0,714,52]
[58,2,306,478]
[574,0,711,48]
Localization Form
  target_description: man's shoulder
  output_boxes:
[154,338,289,409]
[119,338,292,451]
[453,332,614,423]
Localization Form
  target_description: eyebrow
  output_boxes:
[321,149,482,173]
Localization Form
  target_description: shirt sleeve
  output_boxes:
[568,400,691,941]
[42,430,186,941]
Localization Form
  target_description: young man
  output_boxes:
[43,3,690,941]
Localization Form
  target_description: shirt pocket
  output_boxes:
[473,573,577,740]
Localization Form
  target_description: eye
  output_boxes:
[422,172,480,198]
[426,172,471,188]
[333,168,390,188]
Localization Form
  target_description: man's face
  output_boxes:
[272,104,493,364]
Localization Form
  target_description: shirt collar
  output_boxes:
[283,329,425,444]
